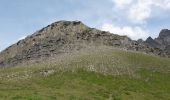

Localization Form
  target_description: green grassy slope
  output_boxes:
[0,47,170,100]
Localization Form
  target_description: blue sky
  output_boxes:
[0,0,170,51]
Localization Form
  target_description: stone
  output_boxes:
[0,21,169,67]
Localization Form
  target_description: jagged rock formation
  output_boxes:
[146,29,170,56]
[0,21,168,67]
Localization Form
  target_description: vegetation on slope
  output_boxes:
[0,47,169,100]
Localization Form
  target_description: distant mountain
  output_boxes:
[0,21,168,67]
[145,29,170,56]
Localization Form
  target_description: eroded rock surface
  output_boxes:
[0,21,169,67]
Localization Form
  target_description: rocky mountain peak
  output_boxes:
[32,20,88,37]
[145,36,160,49]
[146,36,153,41]
[47,20,85,29]
[0,20,169,67]
[145,29,170,56]
[159,29,170,38]
[155,29,170,46]
[0,20,130,67]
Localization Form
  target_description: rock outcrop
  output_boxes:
[0,21,168,67]
[145,29,170,56]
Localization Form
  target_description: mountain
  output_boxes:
[146,29,170,56]
[0,21,170,100]
[0,21,169,67]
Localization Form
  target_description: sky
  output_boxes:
[0,0,170,51]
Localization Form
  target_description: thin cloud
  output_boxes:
[101,23,149,40]
[128,0,152,23]
[112,0,133,9]
[18,36,27,41]
[111,0,170,23]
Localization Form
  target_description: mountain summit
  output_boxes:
[146,29,170,56]
[0,21,169,67]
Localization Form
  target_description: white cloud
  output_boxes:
[164,0,170,9]
[111,0,170,23]
[101,23,149,40]
[129,0,152,23]
[154,0,170,9]
[18,36,26,41]
[112,0,133,9]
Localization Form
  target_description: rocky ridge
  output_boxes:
[0,21,169,67]
[146,29,170,56]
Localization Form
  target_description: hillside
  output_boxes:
[0,47,170,100]
[0,21,170,100]
[0,21,168,67]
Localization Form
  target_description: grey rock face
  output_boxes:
[156,29,170,46]
[146,37,161,49]
[0,21,168,67]
[145,29,170,56]
[158,29,170,39]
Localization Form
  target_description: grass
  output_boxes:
[0,47,169,100]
